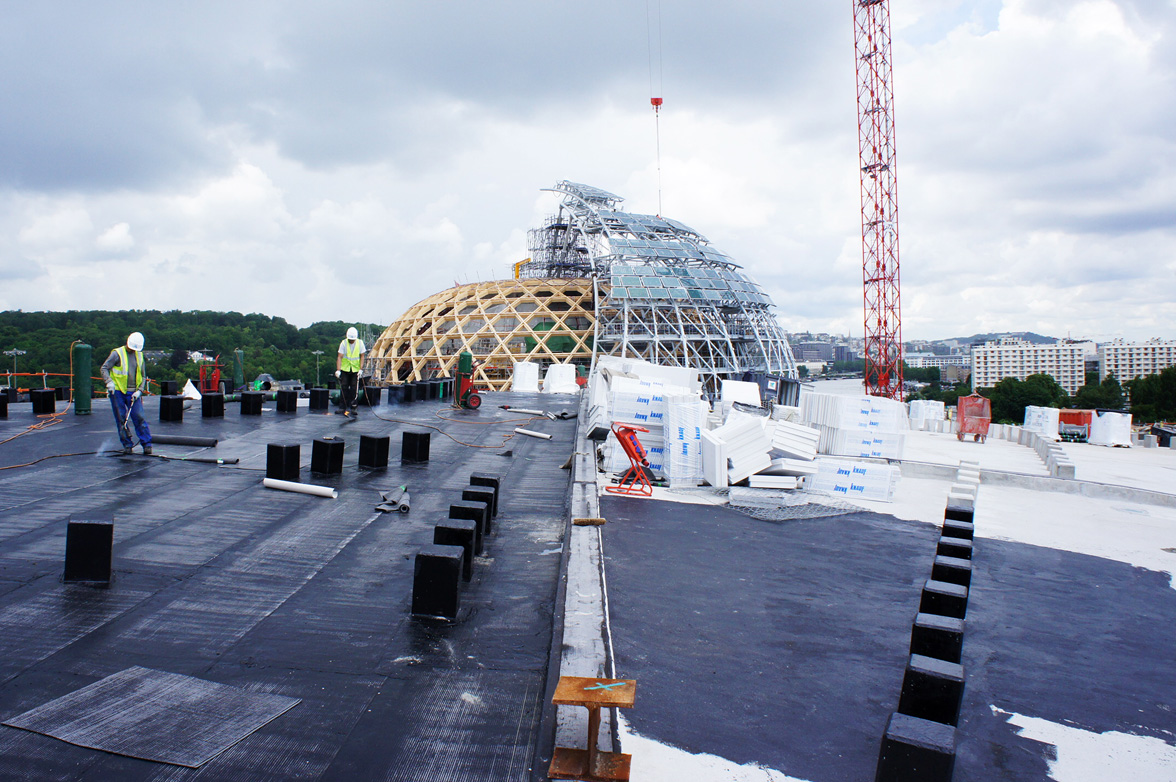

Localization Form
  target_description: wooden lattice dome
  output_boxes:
[369,278,595,390]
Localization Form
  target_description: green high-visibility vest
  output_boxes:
[110,346,144,394]
[341,340,362,372]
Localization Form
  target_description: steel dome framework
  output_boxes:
[526,181,797,392]
[370,182,797,394]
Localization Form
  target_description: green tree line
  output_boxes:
[805,354,1174,424]
[0,310,383,393]
[911,369,1176,425]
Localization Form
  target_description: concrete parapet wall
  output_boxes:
[898,459,1176,507]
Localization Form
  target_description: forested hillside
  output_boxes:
[0,310,384,390]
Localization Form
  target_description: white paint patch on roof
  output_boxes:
[617,714,812,782]
[853,472,1176,590]
[993,706,1176,782]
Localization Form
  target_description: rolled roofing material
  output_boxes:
[263,477,338,499]
[514,428,552,440]
[151,435,218,447]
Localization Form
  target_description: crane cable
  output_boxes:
[647,0,664,216]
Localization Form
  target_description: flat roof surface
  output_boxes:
[600,379,1176,781]
[0,391,576,780]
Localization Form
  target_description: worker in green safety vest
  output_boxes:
[335,326,366,418]
[100,332,153,455]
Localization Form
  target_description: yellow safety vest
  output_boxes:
[110,346,144,394]
[341,340,362,372]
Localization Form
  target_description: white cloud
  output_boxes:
[0,1,1172,341]
[95,222,135,255]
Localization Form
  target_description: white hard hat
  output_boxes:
[127,332,144,351]
[346,327,358,340]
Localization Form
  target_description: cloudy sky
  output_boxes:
[1,0,1173,342]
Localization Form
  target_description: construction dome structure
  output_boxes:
[368,181,797,393]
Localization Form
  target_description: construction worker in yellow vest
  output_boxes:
[335,326,366,418]
[100,332,153,455]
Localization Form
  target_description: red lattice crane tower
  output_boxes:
[854,0,903,399]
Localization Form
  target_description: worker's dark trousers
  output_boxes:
[110,390,152,448]
[340,371,359,411]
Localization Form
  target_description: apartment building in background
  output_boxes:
[1098,339,1176,382]
[971,337,1095,394]
[905,353,970,370]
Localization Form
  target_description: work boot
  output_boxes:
[121,446,133,455]
[143,445,152,455]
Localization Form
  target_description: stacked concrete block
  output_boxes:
[910,613,964,664]
[898,654,966,727]
[1027,435,1077,479]
[946,461,977,510]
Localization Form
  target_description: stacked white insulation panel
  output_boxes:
[664,395,709,488]
[601,375,701,478]
[1022,406,1061,441]
[719,379,762,418]
[511,361,540,392]
[908,399,946,431]
[711,416,773,484]
[541,363,579,394]
[800,392,908,459]
[700,412,823,489]
[1089,410,1132,447]
[806,459,900,501]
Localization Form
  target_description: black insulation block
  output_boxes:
[411,544,464,619]
[311,437,344,475]
[875,712,956,782]
[64,518,113,584]
[898,654,966,727]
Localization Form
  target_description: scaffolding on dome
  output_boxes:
[525,181,798,392]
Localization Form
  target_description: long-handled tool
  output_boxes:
[117,400,136,451]
[341,374,364,421]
